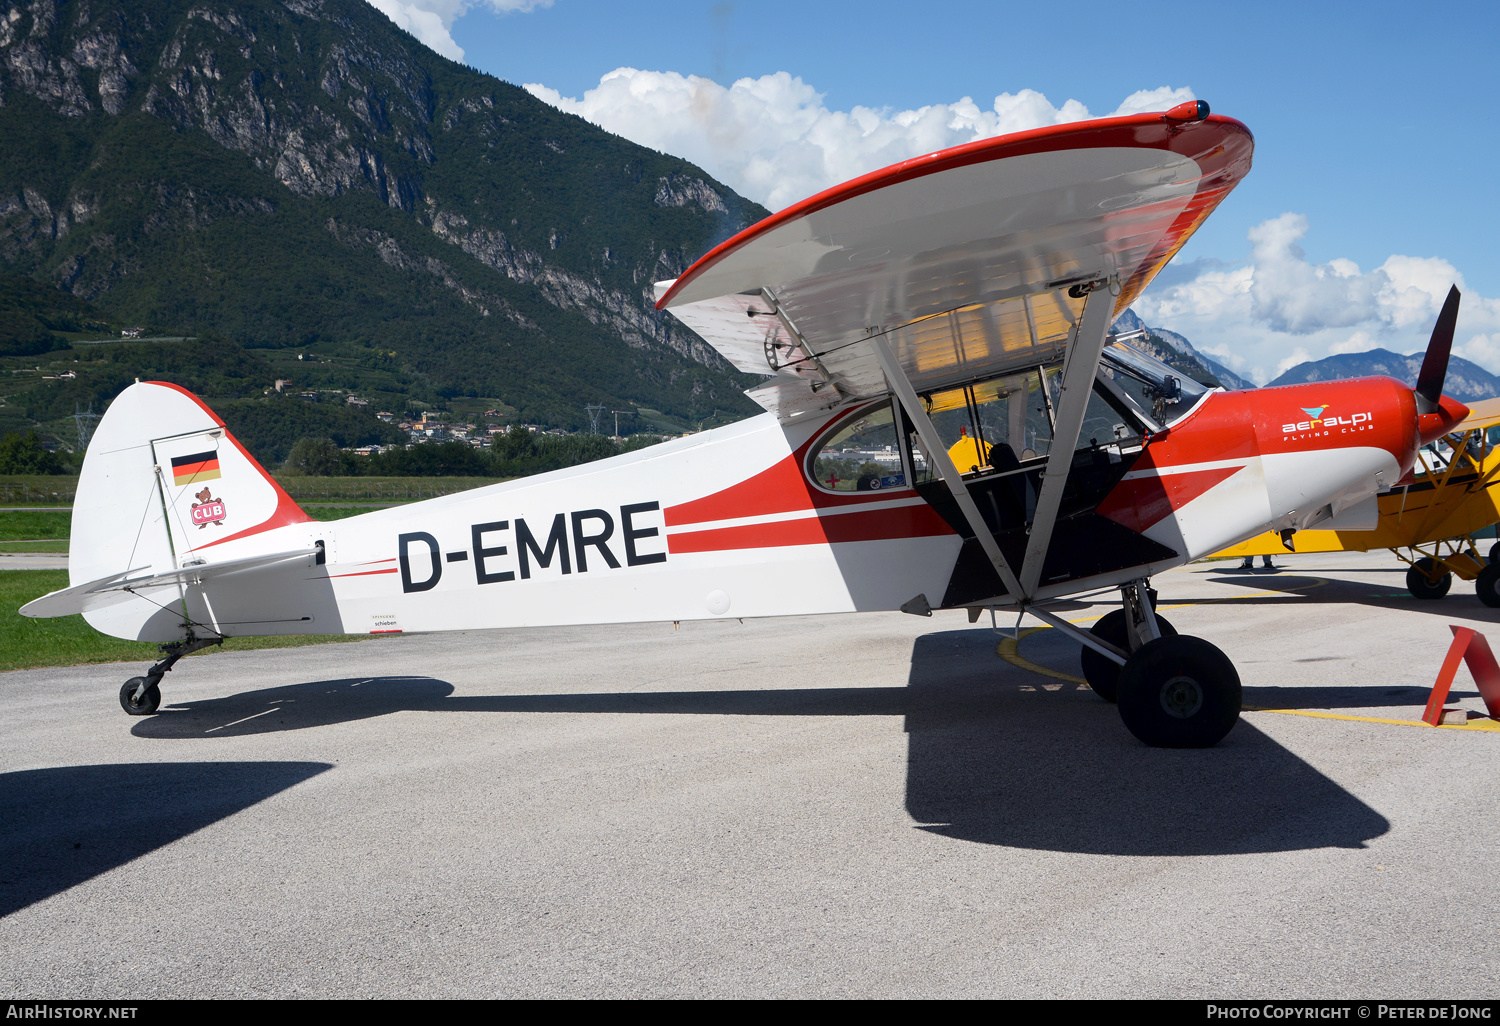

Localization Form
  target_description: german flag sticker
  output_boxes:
[171,450,221,486]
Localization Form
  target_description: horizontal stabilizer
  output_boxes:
[20,546,320,619]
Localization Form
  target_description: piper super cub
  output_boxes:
[22,101,1470,748]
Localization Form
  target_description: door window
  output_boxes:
[905,367,1061,484]
[808,403,906,492]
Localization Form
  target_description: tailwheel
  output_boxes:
[1406,557,1452,599]
[1116,635,1241,748]
[119,676,161,716]
[1080,609,1177,703]
[1477,563,1500,608]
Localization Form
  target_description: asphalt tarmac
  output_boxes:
[1,551,1497,999]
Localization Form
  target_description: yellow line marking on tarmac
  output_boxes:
[996,627,1087,685]
[997,593,1500,733]
[1241,707,1500,731]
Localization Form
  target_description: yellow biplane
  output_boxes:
[1217,398,1500,602]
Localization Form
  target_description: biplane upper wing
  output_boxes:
[657,105,1253,420]
[1457,396,1500,433]
[658,105,1253,601]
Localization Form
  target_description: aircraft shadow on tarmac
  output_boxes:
[1191,570,1500,619]
[0,761,330,919]
[903,630,1390,856]
[131,630,1392,858]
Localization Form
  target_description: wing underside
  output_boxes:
[658,113,1253,422]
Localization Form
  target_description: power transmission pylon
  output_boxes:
[72,402,99,452]
[584,403,606,435]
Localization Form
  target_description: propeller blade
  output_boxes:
[1415,285,1462,413]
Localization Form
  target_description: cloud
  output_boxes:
[1132,215,1500,383]
[364,0,552,62]
[1276,347,1313,377]
[1329,330,1376,355]
[524,69,1194,211]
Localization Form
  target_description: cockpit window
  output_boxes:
[904,367,1062,484]
[809,402,906,492]
[1100,340,1212,426]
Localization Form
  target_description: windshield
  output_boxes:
[1100,340,1212,426]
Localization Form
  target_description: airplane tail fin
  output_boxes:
[65,381,313,635]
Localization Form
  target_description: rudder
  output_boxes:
[71,381,312,639]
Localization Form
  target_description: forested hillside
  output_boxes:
[0,0,770,454]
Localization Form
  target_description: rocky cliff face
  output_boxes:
[1111,308,1253,391]
[0,0,768,425]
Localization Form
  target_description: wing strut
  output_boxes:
[870,335,1025,601]
[1018,286,1115,596]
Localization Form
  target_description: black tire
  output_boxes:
[1490,541,1500,566]
[1478,564,1500,608]
[1406,557,1452,599]
[1117,635,1242,748]
[1079,609,1177,703]
[119,677,161,716]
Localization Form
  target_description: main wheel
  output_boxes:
[119,677,161,716]
[1490,541,1500,566]
[1477,563,1500,608]
[1406,557,1452,599]
[1116,635,1241,748]
[1079,609,1177,703]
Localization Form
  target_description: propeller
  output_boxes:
[1414,285,1462,414]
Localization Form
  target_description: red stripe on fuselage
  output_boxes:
[665,452,914,527]
[665,401,915,530]
[668,505,954,553]
[1097,466,1242,534]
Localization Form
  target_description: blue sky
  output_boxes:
[368,0,1500,384]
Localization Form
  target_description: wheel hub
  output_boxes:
[1159,675,1203,718]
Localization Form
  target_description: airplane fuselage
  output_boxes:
[69,374,1446,644]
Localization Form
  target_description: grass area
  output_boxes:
[0,477,77,506]
[0,509,70,539]
[0,503,402,547]
[0,570,369,672]
[273,475,504,502]
[304,505,391,521]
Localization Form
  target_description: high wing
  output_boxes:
[658,104,1253,600]
[658,104,1253,421]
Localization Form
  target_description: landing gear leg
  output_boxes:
[1032,584,1241,747]
[118,632,223,716]
[1079,579,1176,702]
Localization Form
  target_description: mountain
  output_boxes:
[1110,309,1254,390]
[0,0,770,440]
[1265,349,1500,402]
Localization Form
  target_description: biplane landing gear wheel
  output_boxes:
[1489,542,1500,567]
[1079,609,1177,703]
[1116,636,1241,749]
[1406,557,1452,600]
[1476,564,1500,608]
[119,676,161,716]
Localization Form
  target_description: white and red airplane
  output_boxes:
[22,101,1470,748]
